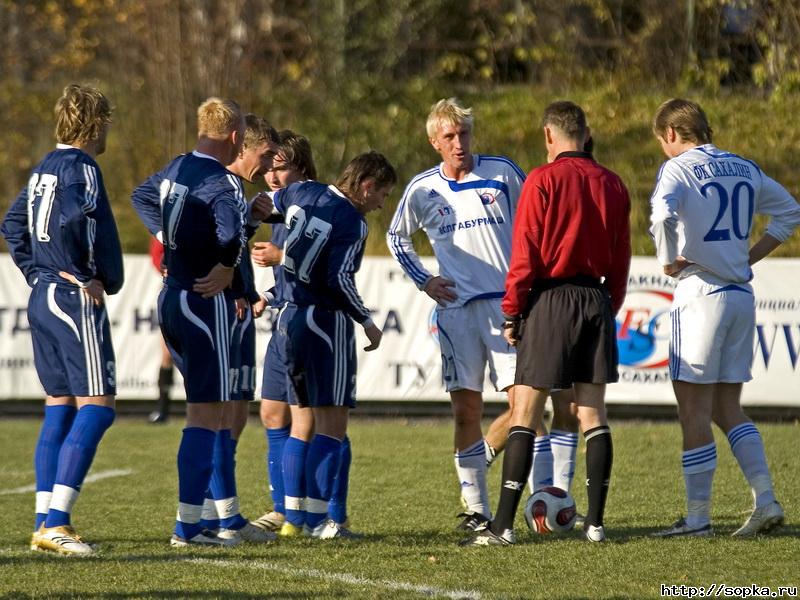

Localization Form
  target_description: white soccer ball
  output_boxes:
[523,486,577,534]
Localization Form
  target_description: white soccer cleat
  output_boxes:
[652,517,712,538]
[170,530,241,548]
[34,525,94,555]
[732,501,784,537]
[251,510,286,532]
[308,519,362,540]
[584,524,606,543]
[218,522,276,543]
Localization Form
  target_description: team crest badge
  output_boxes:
[479,192,496,205]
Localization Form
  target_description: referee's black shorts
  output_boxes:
[515,276,619,389]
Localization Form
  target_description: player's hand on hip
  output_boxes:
[424,276,457,305]
[252,241,283,267]
[251,296,268,319]
[59,271,105,306]
[663,256,691,278]
[193,263,234,298]
[363,322,383,351]
[250,192,274,221]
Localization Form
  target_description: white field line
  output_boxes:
[0,468,133,495]
[187,557,483,600]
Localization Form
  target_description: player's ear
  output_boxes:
[583,126,591,146]
[360,177,375,200]
[543,126,553,146]
[429,136,440,152]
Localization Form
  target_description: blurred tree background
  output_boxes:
[1,0,799,256]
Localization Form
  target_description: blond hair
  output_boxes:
[197,97,242,139]
[653,98,713,144]
[54,84,112,145]
[426,98,473,139]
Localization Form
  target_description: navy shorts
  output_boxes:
[158,286,235,403]
[230,305,256,401]
[28,282,116,397]
[261,304,295,404]
[286,305,356,409]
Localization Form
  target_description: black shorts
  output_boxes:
[515,278,618,389]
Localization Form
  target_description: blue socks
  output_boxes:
[175,427,215,539]
[283,437,309,527]
[266,426,290,514]
[329,436,351,524]
[209,429,247,530]
[34,405,77,530]
[45,405,115,528]
[304,434,342,529]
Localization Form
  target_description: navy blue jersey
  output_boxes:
[264,220,290,307]
[2,145,124,293]
[131,151,245,292]
[273,181,371,324]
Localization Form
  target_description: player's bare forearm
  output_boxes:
[749,234,782,266]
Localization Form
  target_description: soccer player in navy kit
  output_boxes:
[2,84,122,555]
[131,97,251,547]
[189,115,279,543]
[250,131,319,535]
[272,151,397,538]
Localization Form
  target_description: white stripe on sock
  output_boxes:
[48,484,79,514]
[35,491,52,515]
[176,502,203,524]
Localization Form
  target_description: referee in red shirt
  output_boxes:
[463,101,631,546]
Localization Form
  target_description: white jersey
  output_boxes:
[650,144,800,283]
[387,154,525,308]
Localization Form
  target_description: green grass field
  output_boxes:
[0,417,797,599]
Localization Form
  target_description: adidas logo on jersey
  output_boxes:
[428,189,440,198]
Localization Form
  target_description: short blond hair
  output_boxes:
[54,84,112,145]
[653,98,713,144]
[426,98,473,139]
[197,97,242,139]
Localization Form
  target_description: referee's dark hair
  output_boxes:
[541,101,587,142]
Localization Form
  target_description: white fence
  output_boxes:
[1,255,798,405]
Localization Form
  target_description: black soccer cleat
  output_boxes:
[456,511,490,532]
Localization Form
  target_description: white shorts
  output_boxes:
[435,298,516,393]
[670,275,755,384]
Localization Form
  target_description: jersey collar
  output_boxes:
[554,150,593,161]
[192,150,221,164]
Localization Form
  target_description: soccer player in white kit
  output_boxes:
[649,98,800,537]
[387,98,577,529]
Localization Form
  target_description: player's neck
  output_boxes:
[441,157,473,181]
[195,137,233,165]
[67,139,99,158]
